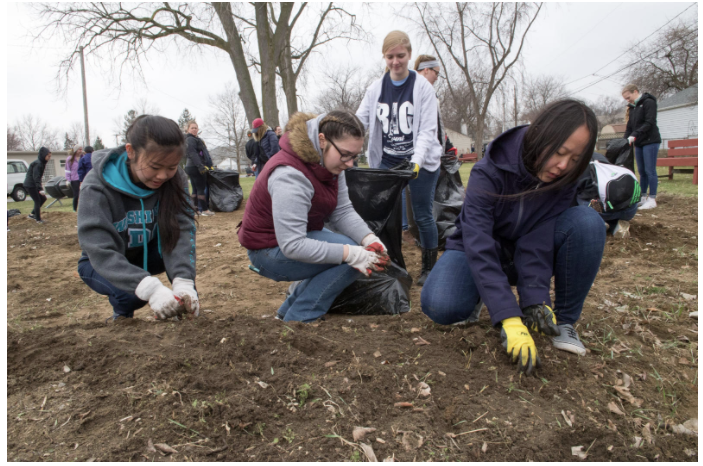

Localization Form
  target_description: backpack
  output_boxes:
[589,161,640,212]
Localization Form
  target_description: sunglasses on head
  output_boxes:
[327,138,359,162]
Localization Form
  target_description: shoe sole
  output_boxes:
[552,341,587,356]
[613,223,630,239]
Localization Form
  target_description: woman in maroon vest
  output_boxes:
[238,110,390,323]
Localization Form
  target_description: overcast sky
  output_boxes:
[5,2,697,150]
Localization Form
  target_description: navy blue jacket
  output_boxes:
[259,129,281,162]
[185,133,213,171]
[77,152,93,182]
[445,126,577,326]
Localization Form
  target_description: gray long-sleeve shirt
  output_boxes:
[268,166,372,264]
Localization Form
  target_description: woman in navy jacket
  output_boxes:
[421,100,605,375]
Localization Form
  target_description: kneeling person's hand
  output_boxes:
[522,304,560,336]
[136,276,184,320]
[345,245,383,277]
[172,278,200,318]
[500,317,540,375]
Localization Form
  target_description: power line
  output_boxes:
[564,2,696,87]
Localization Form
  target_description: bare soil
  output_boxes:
[6,194,698,461]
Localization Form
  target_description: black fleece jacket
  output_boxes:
[23,147,51,189]
[624,93,662,147]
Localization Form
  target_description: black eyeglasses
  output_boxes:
[431,68,441,78]
[328,139,359,162]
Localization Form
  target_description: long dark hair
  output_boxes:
[319,110,365,141]
[521,99,598,196]
[125,115,195,253]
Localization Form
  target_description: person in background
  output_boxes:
[77,115,199,321]
[245,130,262,178]
[575,152,640,239]
[23,147,51,224]
[421,100,605,375]
[184,121,215,216]
[65,144,84,211]
[622,83,661,210]
[239,110,390,323]
[356,30,443,286]
[251,118,281,176]
[78,145,95,183]
[275,126,283,140]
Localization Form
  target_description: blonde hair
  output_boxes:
[382,30,412,55]
[186,120,198,131]
[414,54,436,71]
[621,83,639,94]
[254,124,269,141]
[67,144,83,165]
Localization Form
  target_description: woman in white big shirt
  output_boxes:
[356,30,442,286]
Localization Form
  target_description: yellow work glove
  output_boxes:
[522,304,560,336]
[500,317,540,375]
[410,163,420,180]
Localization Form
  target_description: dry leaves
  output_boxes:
[671,419,698,436]
[410,328,421,333]
[324,361,338,368]
[359,443,378,462]
[154,443,178,455]
[394,402,413,408]
[561,410,575,427]
[642,423,654,445]
[373,351,382,358]
[417,382,431,398]
[571,446,588,460]
[397,431,423,451]
[353,427,377,442]
[413,337,430,346]
[608,402,625,416]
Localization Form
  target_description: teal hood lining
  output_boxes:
[102,152,157,199]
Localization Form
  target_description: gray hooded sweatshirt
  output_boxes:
[77,147,196,294]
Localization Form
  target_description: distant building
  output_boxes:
[209,146,250,171]
[657,84,698,148]
[600,123,627,136]
[445,128,474,154]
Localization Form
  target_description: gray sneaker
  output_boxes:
[612,220,630,239]
[452,299,484,325]
[551,324,586,356]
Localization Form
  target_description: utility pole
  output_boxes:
[79,46,91,146]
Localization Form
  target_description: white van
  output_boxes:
[7,159,29,202]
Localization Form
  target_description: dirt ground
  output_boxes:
[6,194,699,461]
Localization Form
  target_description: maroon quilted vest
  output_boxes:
[238,133,339,250]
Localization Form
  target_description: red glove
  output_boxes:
[447,147,458,156]
[364,242,391,271]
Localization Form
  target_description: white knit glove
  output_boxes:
[361,233,388,255]
[627,136,635,145]
[172,278,200,318]
[135,276,183,320]
[344,245,381,277]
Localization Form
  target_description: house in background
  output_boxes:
[657,84,698,149]
[209,146,250,172]
[597,123,627,151]
[7,151,68,185]
[445,128,474,154]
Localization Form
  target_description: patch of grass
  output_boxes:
[7,198,76,214]
[646,286,667,295]
[296,383,312,407]
[283,427,295,443]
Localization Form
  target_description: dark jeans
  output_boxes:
[77,242,168,319]
[635,143,660,197]
[71,180,81,211]
[247,229,362,323]
[600,203,638,232]
[421,206,606,326]
[185,166,209,212]
[380,161,440,249]
[25,186,46,221]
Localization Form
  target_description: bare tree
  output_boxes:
[208,83,249,173]
[35,2,365,128]
[7,127,22,151]
[589,95,625,132]
[13,115,59,151]
[623,18,698,99]
[412,2,542,157]
[520,74,567,122]
[313,66,376,114]
[64,121,86,149]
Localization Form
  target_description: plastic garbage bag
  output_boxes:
[44,176,73,199]
[343,166,414,269]
[407,154,464,250]
[207,169,243,212]
[329,262,412,316]
[7,209,21,218]
[605,138,635,173]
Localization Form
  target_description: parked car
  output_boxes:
[7,159,29,202]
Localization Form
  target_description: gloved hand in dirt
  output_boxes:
[344,245,384,277]
[500,317,540,376]
[361,234,390,271]
[522,304,560,336]
[172,277,200,319]
[135,276,184,320]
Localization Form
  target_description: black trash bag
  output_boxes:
[207,169,243,212]
[45,176,73,199]
[7,209,21,218]
[407,154,465,250]
[328,262,412,315]
[605,139,635,172]
[343,166,414,269]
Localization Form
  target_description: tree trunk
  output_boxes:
[212,3,261,125]
[255,4,280,128]
[475,117,485,160]
[278,36,298,117]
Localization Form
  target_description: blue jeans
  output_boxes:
[77,242,167,319]
[635,143,660,197]
[380,161,440,249]
[421,206,606,326]
[600,203,638,232]
[247,229,362,323]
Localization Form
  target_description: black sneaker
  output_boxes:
[28,214,36,220]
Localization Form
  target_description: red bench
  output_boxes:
[657,138,698,185]
[458,152,478,163]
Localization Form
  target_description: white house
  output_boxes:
[445,128,474,154]
[657,84,698,148]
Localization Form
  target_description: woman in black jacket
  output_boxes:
[23,147,52,223]
[622,84,661,210]
[184,121,215,216]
